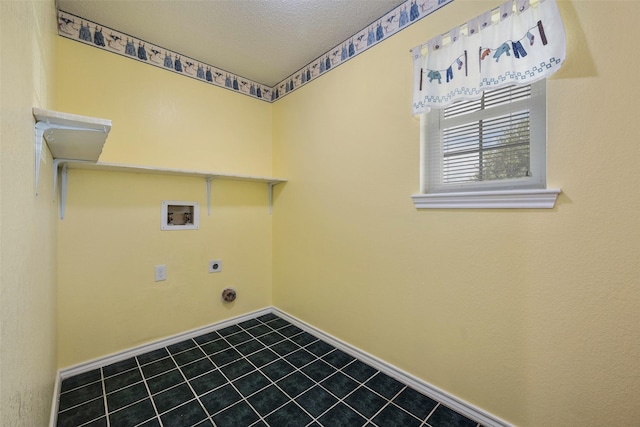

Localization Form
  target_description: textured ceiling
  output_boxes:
[57,0,406,86]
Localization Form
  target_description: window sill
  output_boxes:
[411,189,561,209]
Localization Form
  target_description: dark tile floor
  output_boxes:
[56,313,483,427]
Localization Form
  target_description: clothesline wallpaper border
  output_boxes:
[57,0,453,103]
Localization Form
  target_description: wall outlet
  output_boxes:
[208,260,222,273]
[155,264,167,281]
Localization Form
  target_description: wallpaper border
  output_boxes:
[57,0,453,103]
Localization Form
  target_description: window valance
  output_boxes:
[412,0,566,115]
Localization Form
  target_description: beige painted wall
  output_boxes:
[0,1,59,425]
[56,39,275,367]
[272,1,640,426]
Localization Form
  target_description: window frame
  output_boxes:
[412,80,560,209]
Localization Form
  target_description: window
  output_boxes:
[412,80,560,209]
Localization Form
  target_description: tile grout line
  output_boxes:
[134,355,165,427]
[204,331,274,425]
[99,368,111,427]
[164,343,220,427]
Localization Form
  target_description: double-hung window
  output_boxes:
[412,80,560,208]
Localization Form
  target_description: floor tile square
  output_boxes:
[264,401,313,426]
[167,339,196,354]
[104,368,143,394]
[284,349,316,368]
[247,324,272,337]
[199,384,242,415]
[209,348,242,366]
[159,399,207,427]
[245,348,278,367]
[271,339,299,356]
[392,387,438,420]
[60,369,101,393]
[201,339,231,355]
[318,402,367,426]
[59,381,104,411]
[218,324,242,336]
[234,371,272,397]
[238,318,261,329]
[301,359,337,382]
[343,386,388,419]
[109,398,156,427]
[306,340,335,357]
[278,325,304,337]
[140,357,177,380]
[180,357,215,379]
[152,383,196,414]
[247,385,290,416]
[189,370,227,396]
[211,401,260,427]
[341,360,378,383]
[364,372,405,399]
[226,331,252,345]
[106,382,149,412]
[220,358,255,380]
[173,347,206,366]
[322,349,355,369]
[295,385,338,417]
[320,372,359,399]
[276,371,315,398]
[236,339,265,356]
[194,331,221,345]
[247,348,278,367]
[257,331,285,346]
[147,369,185,395]
[289,332,318,347]
[265,318,291,330]
[257,313,278,322]
[137,348,170,365]
[57,397,105,427]
[372,403,422,427]
[426,405,478,427]
[261,359,296,381]
[102,358,138,378]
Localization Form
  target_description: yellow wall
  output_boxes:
[56,38,274,367]
[0,1,59,425]
[272,1,640,426]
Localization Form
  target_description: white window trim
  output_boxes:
[411,188,560,209]
[413,81,560,209]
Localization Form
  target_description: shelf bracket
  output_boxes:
[206,177,214,216]
[34,121,50,195]
[53,159,95,219]
[268,182,277,215]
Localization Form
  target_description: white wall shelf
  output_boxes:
[33,108,111,198]
[33,108,285,218]
[64,161,287,217]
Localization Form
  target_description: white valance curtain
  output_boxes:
[412,0,566,115]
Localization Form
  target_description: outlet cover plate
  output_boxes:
[155,264,167,281]
[209,260,222,273]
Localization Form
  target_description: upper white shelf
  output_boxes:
[33,107,111,196]
[66,161,287,185]
[33,107,111,161]
[33,108,286,218]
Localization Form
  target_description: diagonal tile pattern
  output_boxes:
[56,313,483,427]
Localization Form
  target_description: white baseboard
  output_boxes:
[51,305,512,427]
[58,307,272,380]
[272,307,514,427]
